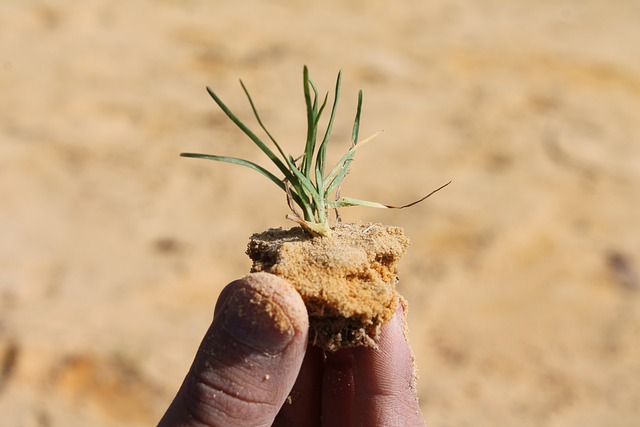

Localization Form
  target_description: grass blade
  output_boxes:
[328,180,452,209]
[181,153,285,191]
[338,89,363,179]
[351,90,363,144]
[384,180,452,208]
[323,90,366,197]
[328,197,388,209]
[239,80,288,162]
[181,152,310,212]
[301,66,317,178]
[316,70,342,181]
[205,86,295,184]
[285,156,322,207]
[324,130,383,196]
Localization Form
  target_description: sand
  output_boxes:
[1,0,640,426]
[248,223,409,350]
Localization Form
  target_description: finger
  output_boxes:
[350,299,424,426]
[321,348,355,427]
[272,345,324,427]
[158,272,309,427]
[321,299,424,427]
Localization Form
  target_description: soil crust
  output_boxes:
[247,222,410,350]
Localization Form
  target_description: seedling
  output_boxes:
[182,67,451,349]
[181,66,449,237]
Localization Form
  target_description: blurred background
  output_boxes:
[1,0,639,425]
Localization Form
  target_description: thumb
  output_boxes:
[158,273,309,427]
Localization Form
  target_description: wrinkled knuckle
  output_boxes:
[181,370,277,427]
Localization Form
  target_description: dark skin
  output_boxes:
[158,272,425,427]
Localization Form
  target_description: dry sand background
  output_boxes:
[2,0,640,426]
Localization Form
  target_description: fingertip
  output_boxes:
[214,273,308,329]
[216,273,308,355]
[159,273,309,427]
[236,272,309,334]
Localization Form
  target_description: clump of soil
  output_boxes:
[246,222,410,351]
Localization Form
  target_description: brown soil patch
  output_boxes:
[4,2,640,426]
[247,222,409,350]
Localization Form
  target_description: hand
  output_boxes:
[158,272,425,427]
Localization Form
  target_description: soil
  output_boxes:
[2,1,640,426]
[247,222,409,350]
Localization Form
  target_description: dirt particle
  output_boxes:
[152,237,182,254]
[0,340,18,394]
[606,250,639,292]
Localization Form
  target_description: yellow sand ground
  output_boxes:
[1,1,639,425]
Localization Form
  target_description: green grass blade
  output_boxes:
[351,90,363,144]
[238,79,288,162]
[301,66,317,178]
[323,91,366,197]
[285,156,322,206]
[181,152,310,212]
[314,156,324,222]
[315,71,341,180]
[284,168,316,221]
[309,79,320,113]
[312,91,329,190]
[205,86,295,184]
[337,89,363,181]
[323,130,383,196]
[314,92,329,130]
[180,152,285,191]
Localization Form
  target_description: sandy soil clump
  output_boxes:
[247,222,409,350]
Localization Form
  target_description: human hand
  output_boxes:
[158,272,425,427]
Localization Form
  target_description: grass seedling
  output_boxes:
[181,66,450,237]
